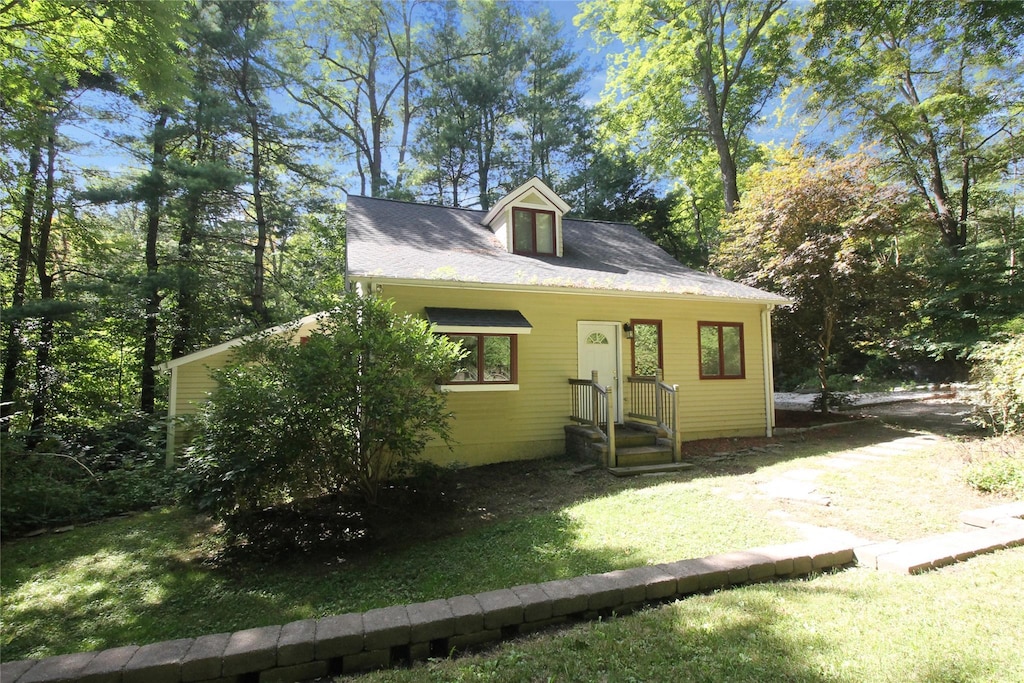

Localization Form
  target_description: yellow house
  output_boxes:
[159,178,789,469]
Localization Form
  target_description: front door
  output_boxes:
[577,321,622,423]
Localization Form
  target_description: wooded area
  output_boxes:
[2,0,1022,452]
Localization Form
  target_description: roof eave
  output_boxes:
[348,274,793,307]
[153,311,328,371]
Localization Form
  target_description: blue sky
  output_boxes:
[68,0,812,187]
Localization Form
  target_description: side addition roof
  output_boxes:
[345,195,790,304]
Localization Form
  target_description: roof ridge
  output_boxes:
[347,194,486,215]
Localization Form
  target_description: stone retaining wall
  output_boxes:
[1,539,859,683]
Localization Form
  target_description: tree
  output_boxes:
[450,0,528,209]
[804,0,1022,253]
[802,0,1024,357]
[284,0,428,197]
[186,294,464,524]
[1,1,189,430]
[717,150,910,411]
[513,9,588,188]
[579,0,795,215]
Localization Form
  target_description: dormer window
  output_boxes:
[512,207,556,256]
[482,177,571,258]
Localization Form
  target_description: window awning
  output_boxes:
[425,307,532,335]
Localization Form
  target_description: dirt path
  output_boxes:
[855,398,977,435]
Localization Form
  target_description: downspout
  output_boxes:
[761,305,776,437]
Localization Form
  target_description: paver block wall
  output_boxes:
[1,539,859,683]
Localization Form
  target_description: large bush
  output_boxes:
[185,295,464,526]
[0,413,178,536]
[967,336,1024,434]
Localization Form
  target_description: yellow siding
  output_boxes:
[167,319,324,448]
[166,288,772,466]
[384,285,770,466]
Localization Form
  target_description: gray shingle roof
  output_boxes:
[346,195,788,303]
[425,307,533,329]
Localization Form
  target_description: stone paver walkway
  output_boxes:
[757,433,942,507]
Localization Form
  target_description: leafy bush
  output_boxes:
[185,295,464,538]
[967,336,1024,434]
[811,390,854,413]
[962,437,1023,498]
[0,413,180,536]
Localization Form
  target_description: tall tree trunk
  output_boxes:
[394,0,414,191]
[249,109,269,327]
[239,49,271,327]
[698,51,740,214]
[140,110,168,414]
[0,144,41,432]
[30,128,58,437]
[171,194,200,359]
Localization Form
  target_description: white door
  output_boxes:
[577,321,622,423]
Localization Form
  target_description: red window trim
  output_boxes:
[630,318,664,376]
[512,207,556,256]
[698,321,746,380]
[444,333,518,385]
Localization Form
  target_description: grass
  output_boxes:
[354,548,1024,683]
[1,415,1019,667]
[1,483,795,661]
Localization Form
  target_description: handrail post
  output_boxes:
[671,384,681,462]
[590,370,599,429]
[654,368,664,426]
[606,383,616,468]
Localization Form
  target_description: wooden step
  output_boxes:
[613,428,658,448]
[608,462,695,477]
[613,444,674,467]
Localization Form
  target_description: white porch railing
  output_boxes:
[568,370,616,467]
[626,369,681,462]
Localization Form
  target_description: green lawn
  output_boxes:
[1,422,1017,669]
[355,548,1024,683]
[1,485,797,661]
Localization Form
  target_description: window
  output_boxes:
[698,322,745,379]
[447,333,517,384]
[512,207,556,255]
[630,319,663,376]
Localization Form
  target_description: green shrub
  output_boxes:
[185,294,464,540]
[962,437,1024,498]
[811,390,854,413]
[967,336,1024,434]
[0,414,180,536]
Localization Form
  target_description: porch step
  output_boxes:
[611,444,675,467]
[613,427,659,448]
[608,462,695,477]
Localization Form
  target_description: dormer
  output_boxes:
[482,177,571,258]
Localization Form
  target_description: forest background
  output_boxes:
[1,0,1022,529]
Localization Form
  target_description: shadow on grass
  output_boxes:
[0,506,637,661]
[0,412,981,664]
[358,568,1017,683]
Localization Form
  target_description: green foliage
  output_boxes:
[966,336,1024,434]
[0,413,180,536]
[580,0,795,213]
[962,436,1023,498]
[965,456,1024,498]
[718,148,913,411]
[810,391,855,414]
[185,294,464,536]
